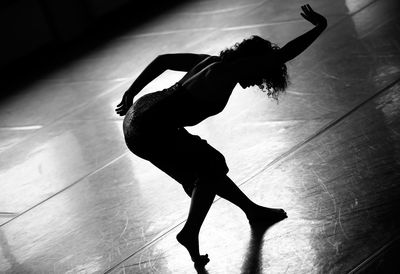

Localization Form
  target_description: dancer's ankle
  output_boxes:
[244,203,259,218]
[176,229,200,259]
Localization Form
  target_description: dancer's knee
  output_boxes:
[196,173,228,189]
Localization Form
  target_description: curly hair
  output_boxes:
[219,35,289,100]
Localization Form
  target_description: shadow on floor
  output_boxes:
[240,224,273,274]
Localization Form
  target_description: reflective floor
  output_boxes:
[1,0,400,273]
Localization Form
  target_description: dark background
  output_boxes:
[1,0,186,95]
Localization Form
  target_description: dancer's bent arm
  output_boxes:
[226,4,327,76]
[278,4,327,63]
[116,53,209,116]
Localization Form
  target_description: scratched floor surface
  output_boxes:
[1,0,400,273]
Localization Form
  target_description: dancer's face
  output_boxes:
[239,77,262,89]
[237,57,264,89]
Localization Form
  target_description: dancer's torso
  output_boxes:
[131,55,236,128]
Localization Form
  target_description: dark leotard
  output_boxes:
[123,82,229,197]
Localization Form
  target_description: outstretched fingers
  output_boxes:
[300,3,327,27]
[301,4,313,15]
[300,5,309,19]
[115,92,134,116]
[115,104,127,116]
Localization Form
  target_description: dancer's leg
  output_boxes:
[177,180,215,265]
[176,174,287,267]
[211,175,256,213]
[212,175,287,223]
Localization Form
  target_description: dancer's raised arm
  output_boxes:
[116,53,209,116]
[278,4,327,63]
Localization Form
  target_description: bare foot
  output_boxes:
[176,230,210,268]
[246,205,287,225]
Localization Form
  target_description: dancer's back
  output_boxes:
[124,55,236,130]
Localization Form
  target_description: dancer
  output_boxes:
[116,4,327,268]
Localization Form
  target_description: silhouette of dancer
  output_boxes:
[116,4,327,268]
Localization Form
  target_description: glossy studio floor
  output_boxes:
[1,0,400,273]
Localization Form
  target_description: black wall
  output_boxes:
[1,0,186,92]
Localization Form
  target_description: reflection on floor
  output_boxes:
[1,0,400,273]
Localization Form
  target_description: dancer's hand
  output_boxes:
[300,4,327,28]
[115,91,134,116]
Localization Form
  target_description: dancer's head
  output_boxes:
[220,35,289,99]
